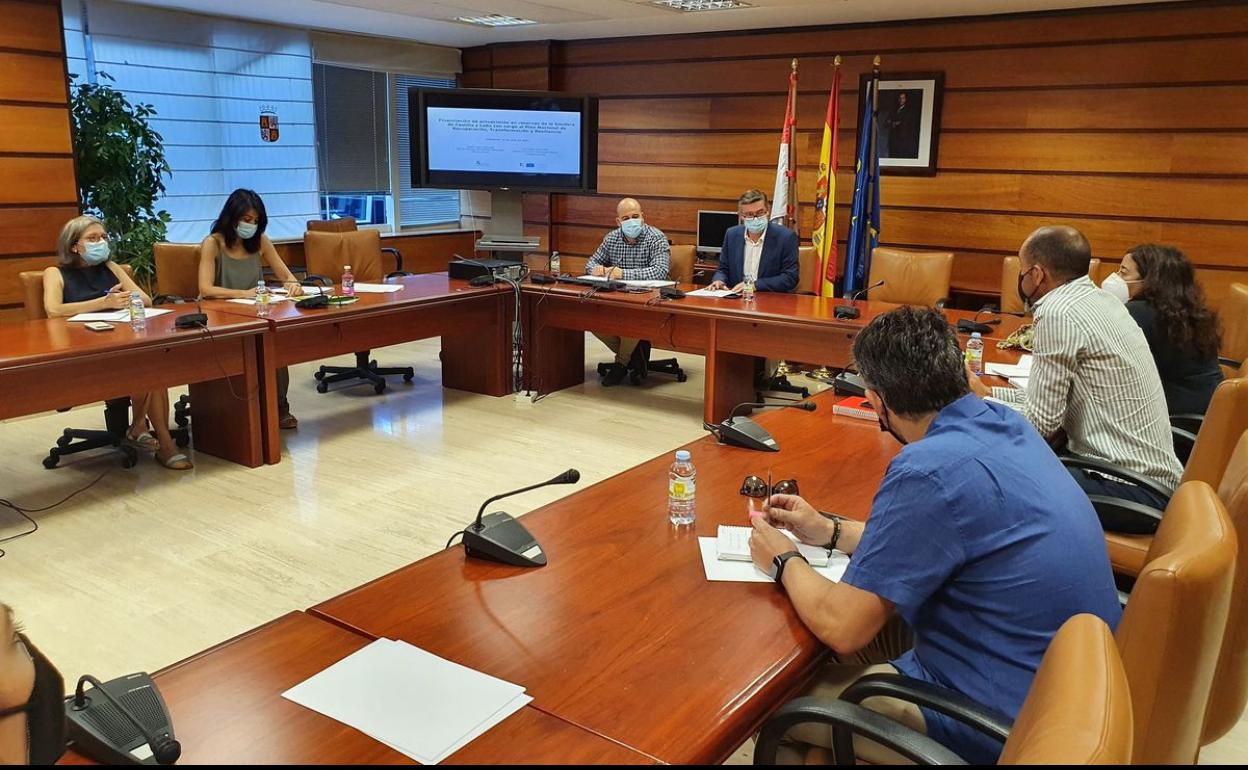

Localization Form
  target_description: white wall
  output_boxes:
[63,0,321,243]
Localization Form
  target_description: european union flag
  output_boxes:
[843,79,882,297]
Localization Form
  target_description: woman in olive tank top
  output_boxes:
[199,190,303,430]
[42,215,192,470]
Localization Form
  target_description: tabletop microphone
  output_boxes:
[456,469,581,568]
[834,280,885,320]
[67,673,181,765]
[175,298,208,330]
[705,400,817,452]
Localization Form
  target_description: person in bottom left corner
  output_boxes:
[0,603,68,765]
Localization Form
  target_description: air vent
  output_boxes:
[453,14,538,27]
[651,0,755,11]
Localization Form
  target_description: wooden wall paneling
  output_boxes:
[0,51,67,103]
[0,0,63,53]
[0,207,79,256]
[0,104,73,154]
[0,158,78,204]
[0,254,55,306]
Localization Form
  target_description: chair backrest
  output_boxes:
[20,264,135,320]
[1115,480,1236,764]
[1222,282,1248,365]
[669,244,695,283]
[1204,430,1248,744]
[1183,378,1248,489]
[303,229,386,282]
[306,217,358,233]
[153,242,202,299]
[867,247,952,307]
[1000,255,1103,313]
[796,245,817,295]
[999,614,1133,765]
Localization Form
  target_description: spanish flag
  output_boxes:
[811,59,841,296]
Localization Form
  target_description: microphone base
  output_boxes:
[711,416,779,452]
[65,672,177,765]
[833,305,860,320]
[174,313,207,329]
[463,511,548,567]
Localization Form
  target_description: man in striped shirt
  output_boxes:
[968,225,1182,533]
[586,197,672,385]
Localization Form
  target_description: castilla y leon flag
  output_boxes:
[770,60,798,231]
[811,60,842,296]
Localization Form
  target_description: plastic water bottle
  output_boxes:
[549,250,561,275]
[966,332,984,376]
[742,274,757,302]
[341,264,355,296]
[128,291,146,331]
[668,450,696,526]
[255,281,271,317]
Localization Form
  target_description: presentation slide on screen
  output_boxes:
[427,107,582,175]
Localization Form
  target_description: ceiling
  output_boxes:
[117,0,1183,49]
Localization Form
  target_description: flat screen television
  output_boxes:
[412,88,598,193]
[696,210,739,254]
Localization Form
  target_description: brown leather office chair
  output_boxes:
[21,266,149,469]
[1114,480,1235,765]
[999,255,1101,314]
[153,242,202,300]
[1098,378,1248,578]
[306,216,358,233]
[668,244,695,284]
[797,245,817,296]
[303,229,414,394]
[867,247,953,307]
[754,614,1133,764]
[1219,283,1248,379]
[1202,431,1248,746]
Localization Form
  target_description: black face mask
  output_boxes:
[0,634,67,765]
[1016,267,1041,311]
[876,401,909,446]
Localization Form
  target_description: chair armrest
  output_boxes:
[302,274,333,287]
[840,673,1012,746]
[1087,494,1165,528]
[382,246,404,272]
[754,696,967,765]
[1059,455,1175,501]
[1219,356,1241,370]
[1170,413,1203,436]
[1171,425,1198,466]
[385,270,414,279]
[151,294,185,306]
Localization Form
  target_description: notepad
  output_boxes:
[68,308,173,322]
[579,275,676,289]
[699,536,850,584]
[352,283,404,293]
[283,638,530,764]
[686,288,737,298]
[716,525,830,567]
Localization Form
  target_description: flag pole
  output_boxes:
[775,58,801,379]
[811,53,843,382]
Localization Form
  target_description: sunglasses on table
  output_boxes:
[739,474,799,499]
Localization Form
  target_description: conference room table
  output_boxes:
[205,274,514,464]
[0,305,268,467]
[311,388,903,764]
[58,611,654,765]
[521,280,1027,424]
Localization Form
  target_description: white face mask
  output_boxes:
[1103,272,1134,304]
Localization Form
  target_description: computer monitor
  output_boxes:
[697,211,739,254]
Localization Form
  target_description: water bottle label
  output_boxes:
[670,478,695,500]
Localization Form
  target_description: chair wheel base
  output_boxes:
[316,381,329,394]
[43,454,59,469]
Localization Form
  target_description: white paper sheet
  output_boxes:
[698,537,849,584]
[271,285,327,296]
[352,283,404,293]
[716,525,830,567]
[686,288,738,298]
[578,275,676,289]
[225,296,292,305]
[282,638,528,765]
[68,308,173,322]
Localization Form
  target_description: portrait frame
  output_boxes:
[856,71,944,177]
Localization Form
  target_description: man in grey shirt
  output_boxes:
[969,225,1182,533]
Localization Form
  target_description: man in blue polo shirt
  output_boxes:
[750,306,1122,764]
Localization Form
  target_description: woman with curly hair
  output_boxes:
[1104,243,1224,415]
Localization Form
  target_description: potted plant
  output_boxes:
[68,72,171,286]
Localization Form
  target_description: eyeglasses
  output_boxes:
[80,233,109,244]
[740,474,799,499]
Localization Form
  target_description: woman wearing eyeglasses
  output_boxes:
[42,215,193,470]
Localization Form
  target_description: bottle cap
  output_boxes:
[971,332,982,338]
[675,450,691,462]
[344,265,351,270]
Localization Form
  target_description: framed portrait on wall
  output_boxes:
[856,72,944,176]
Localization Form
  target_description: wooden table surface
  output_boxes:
[312,389,903,764]
[59,611,655,765]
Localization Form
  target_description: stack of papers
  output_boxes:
[578,275,675,289]
[227,296,291,305]
[686,288,737,298]
[716,525,830,566]
[283,639,530,764]
[69,308,173,322]
[698,531,850,584]
[272,285,328,296]
[352,283,404,293]
[984,353,1032,380]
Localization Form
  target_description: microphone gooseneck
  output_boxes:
[726,401,818,420]
[472,469,581,531]
[851,279,886,302]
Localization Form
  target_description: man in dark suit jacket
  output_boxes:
[709,189,800,293]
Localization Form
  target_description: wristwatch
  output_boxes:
[770,550,808,586]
